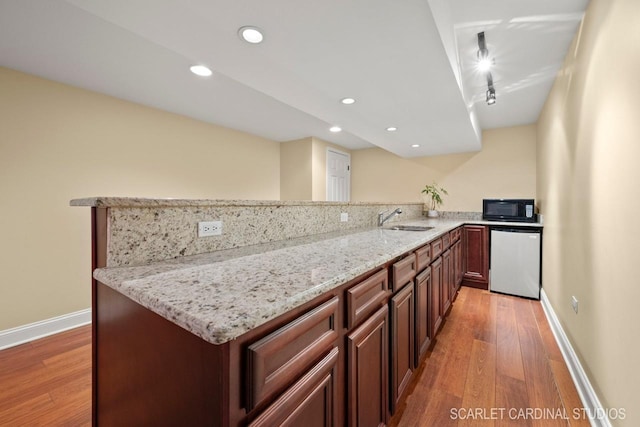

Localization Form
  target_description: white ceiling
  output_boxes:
[0,0,589,157]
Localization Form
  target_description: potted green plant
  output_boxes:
[421,182,448,217]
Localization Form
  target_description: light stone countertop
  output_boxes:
[93,218,542,345]
[70,196,422,208]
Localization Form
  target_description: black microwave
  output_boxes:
[482,199,536,223]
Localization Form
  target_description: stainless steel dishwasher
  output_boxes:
[489,227,542,299]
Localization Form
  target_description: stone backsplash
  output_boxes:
[439,211,482,220]
[71,198,423,267]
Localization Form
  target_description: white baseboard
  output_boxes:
[0,308,91,351]
[540,289,610,427]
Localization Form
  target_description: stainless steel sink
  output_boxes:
[387,225,435,231]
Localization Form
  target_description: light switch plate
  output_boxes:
[340,212,349,222]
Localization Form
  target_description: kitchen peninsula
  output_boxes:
[72,197,540,426]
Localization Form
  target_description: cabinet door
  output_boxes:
[347,305,389,427]
[430,258,443,338]
[249,347,339,427]
[462,225,489,289]
[456,239,463,288]
[390,283,415,414]
[441,250,451,315]
[414,267,431,367]
[451,240,461,299]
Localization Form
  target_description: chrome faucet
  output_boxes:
[378,208,403,226]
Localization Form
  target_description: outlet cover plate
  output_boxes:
[198,221,222,237]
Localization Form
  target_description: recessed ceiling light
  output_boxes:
[190,65,212,77]
[341,98,356,105]
[411,144,420,148]
[386,127,398,132]
[329,126,342,133]
[239,26,264,44]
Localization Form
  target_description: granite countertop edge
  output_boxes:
[93,219,542,345]
[70,197,423,208]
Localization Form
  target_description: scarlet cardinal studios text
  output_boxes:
[449,407,625,421]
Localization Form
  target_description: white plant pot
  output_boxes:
[427,210,439,218]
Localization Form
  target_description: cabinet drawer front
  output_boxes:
[249,347,339,427]
[442,232,451,249]
[346,269,388,330]
[449,229,457,244]
[392,254,417,291]
[431,238,443,260]
[415,244,431,272]
[247,297,339,410]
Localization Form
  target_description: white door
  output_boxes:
[326,149,350,202]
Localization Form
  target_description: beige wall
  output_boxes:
[280,138,312,200]
[351,125,537,210]
[280,137,351,201]
[0,67,280,331]
[537,0,640,423]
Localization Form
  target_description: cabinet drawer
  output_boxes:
[442,232,451,249]
[346,269,388,330]
[249,347,339,427]
[449,229,458,244]
[431,238,443,260]
[455,227,462,242]
[415,244,431,272]
[246,297,339,410]
[392,254,417,291]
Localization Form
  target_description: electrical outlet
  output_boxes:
[571,296,579,314]
[340,212,349,222]
[198,221,222,237]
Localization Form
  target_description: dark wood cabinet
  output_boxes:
[89,205,481,427]
[390,283,415,414]
[345,269,388,330]
[246,297,339,410]
[462,225,489,289]
[391,254,416,292]
[456,237,463,286]
[414,267,431,367]
[431,238,443,260]
[451,239,462,299]
[441,250,451,315]
[249,347,339,427]
[430,257,443,338]
[415,244,431,272]
[442,232,451,250]
[347,305,389,427]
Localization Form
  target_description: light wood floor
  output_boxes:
[0,287,586,426]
